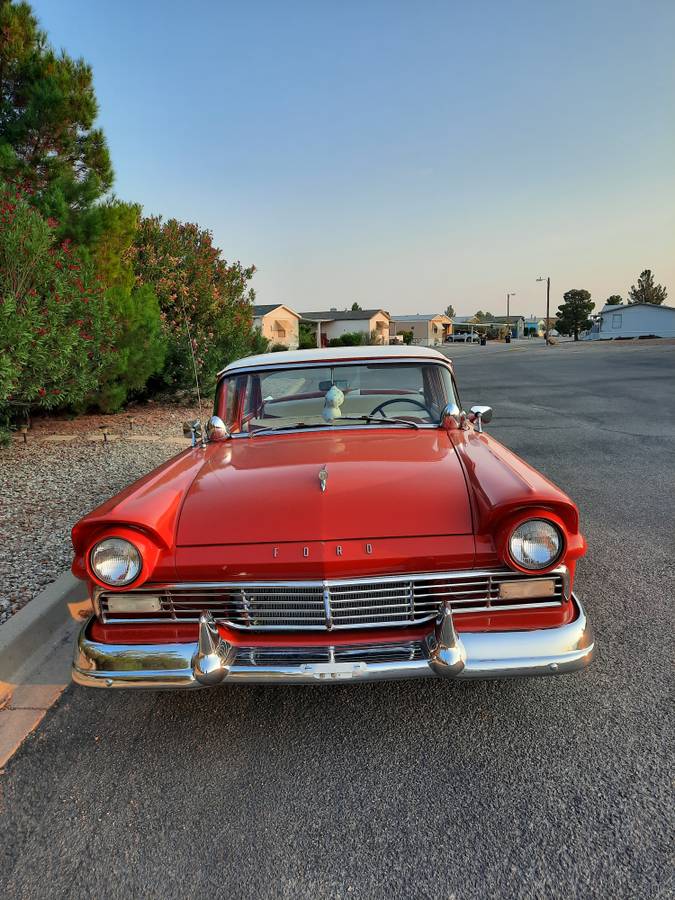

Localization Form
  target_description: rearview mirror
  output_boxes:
[440,402,464,430]
[470,405,493,433]
[206,415,230,442]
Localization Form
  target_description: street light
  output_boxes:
[536,276,551,346]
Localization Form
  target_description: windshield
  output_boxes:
[215,362,456,434]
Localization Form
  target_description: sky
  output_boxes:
[32,0,675,317]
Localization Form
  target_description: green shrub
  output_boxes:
[93,284,167,412]
[0,185,112,414]
[269,343,287,353]
[298,322,316,349]
[328,331,366,347]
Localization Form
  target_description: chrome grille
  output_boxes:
[98,568,567,629]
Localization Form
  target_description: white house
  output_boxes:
[300,309,390,346]
[585,303,675,340]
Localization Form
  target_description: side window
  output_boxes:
[612,313,622,329]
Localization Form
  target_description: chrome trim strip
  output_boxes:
[73,593,594,688]
[217,358,453,379]
[101,567,568,592]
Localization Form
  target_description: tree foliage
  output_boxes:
[350,301,362,311]
[556,289,595,341]
[94,284,166,412]
[132,216,259,389]
[0,0,113,243]
[474,310,495,322]
[606,295,623,305]
[0,183,111,409]
[445,304,455,318]
[627,270,667,306]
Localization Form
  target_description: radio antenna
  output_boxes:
[179,296,206,447]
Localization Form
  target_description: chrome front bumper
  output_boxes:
[72,594,594,689]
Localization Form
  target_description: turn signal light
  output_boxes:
[105,596,162,614]
[499,579,556,601]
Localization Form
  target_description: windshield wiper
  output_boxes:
[249,415,419,435]
[337,415,419,429]
[249,422,326,436]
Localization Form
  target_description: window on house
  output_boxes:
[612,313,622,329]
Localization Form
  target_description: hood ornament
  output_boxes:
[318,464,328,492]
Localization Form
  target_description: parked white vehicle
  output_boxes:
[447,332,479,343]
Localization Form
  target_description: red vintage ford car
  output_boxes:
[71,346,594,688]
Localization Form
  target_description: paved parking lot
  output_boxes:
[1,341,673,899]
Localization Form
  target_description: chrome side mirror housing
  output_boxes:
[183,419,202,447]
[206,415,230,442]
[470,405,493,433]
[440,402,466,430]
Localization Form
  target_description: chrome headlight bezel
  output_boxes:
[90,537,142,587]
[508,518,563,572]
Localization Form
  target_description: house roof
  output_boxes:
[452,315,524,324]
[390,313,451,323]
[252,304,300,318]
[599,302,675,314]
[219,344,448,375]
[300,308,389,322]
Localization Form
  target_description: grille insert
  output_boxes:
[99,568,567,629]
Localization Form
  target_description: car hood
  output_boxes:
[176,429,473,546]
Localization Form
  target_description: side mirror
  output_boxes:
[470,405,493,433]
[183,419,202,447]
[206,415,230,442]
[440,402,465,430]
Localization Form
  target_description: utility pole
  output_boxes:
[506,292,516,332]
[537,277,551,346]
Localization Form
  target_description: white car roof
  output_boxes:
[219,344,450,375]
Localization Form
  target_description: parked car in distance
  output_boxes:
[71,345,594,689]
[447,332,479,343]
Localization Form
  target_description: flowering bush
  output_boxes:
[0,185,112,413]
[132,217,260,390]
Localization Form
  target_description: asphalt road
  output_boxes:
[1,341,673,900]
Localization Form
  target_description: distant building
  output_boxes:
[585,303,675,340]
[252,304,301,349]
[524,316,546,337]
[300,309,390,346]
[453,315,525,338]
[389,313,452,345]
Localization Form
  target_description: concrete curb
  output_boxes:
[0,571,89,687]
[0,572,90,767]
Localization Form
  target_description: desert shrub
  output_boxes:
[0,185,111,414]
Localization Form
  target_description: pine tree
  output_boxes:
[556,289,595,341]
[0,0,113,242]
[627,270,667,306]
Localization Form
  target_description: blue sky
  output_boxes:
[32,0,674,316]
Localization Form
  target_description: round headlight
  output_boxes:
[509,519,562,570]
[90,538,142,586]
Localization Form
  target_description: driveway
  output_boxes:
[1,341,673,899]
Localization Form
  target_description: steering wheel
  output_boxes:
[369,397,433,418]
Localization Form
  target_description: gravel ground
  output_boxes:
[0,402,199,625]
